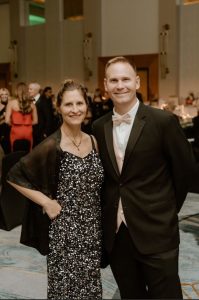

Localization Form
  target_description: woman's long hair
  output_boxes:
[15,82,32,114]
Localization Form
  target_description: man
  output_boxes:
[39,86,56,137]
[92,56,196,299]
[28,83,54,146]
[28,82,41,104]
[28,82,42,146]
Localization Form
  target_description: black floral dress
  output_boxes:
[47,138,104,300]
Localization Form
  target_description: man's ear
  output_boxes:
[136,75,140,90]
[104,78,108,92]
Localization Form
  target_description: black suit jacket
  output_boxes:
[33,96,54,146]
[93,103,196,255]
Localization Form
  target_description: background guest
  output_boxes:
[91,88,105,121]
[5,82,38,152]
[38,86,56,137]
[0,88,11,153]
[28,82,42,146]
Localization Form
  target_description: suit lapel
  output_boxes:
[104,119,120,176]
[122,104,146,172]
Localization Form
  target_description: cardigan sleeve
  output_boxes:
[7,131,60,197]
[7,130,61,256]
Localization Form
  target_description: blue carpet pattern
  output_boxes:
[0,193,199,299]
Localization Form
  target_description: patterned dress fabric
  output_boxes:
[47,147,104,300]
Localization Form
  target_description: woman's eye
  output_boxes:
[64,103,72,107]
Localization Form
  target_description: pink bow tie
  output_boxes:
[112,113,132,126]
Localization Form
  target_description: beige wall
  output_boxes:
[24,25,45,84]
[62,20,84,87]
[8,0,84,94]
[158,0,180,100]
[2,0,199,100]
[101,0,159,56]
[0,4,10,63]
[83,0,102,92]
[179,3,199,99]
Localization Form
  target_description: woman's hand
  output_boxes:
[43,199,62,220]
[6,182,62,220]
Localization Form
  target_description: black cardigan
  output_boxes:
[8,129,62,255]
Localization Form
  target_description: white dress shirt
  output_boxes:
[112,99,139,231]
[33,93,40,103]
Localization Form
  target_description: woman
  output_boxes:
[7,79,104,299]
[0,88,10,153]
[5,82,38,151]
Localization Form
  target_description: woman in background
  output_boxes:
[7,79,104,299]
[0,88,10,153]
[5,82,38,151]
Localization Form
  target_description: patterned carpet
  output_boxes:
[0,193,199,299]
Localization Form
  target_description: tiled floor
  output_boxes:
[0,192,199,299]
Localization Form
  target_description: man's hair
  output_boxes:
[105,56,137,75]
[29,82,41,93]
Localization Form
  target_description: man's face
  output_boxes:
[104,62,140,111]
[45,89,52,99]
[28,84,39,98]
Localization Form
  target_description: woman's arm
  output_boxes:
[31,103,38,125]
[8,181,61,220]
[91,135,99,152]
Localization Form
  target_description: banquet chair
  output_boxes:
[13,139,31,152]
[0,151,28,230]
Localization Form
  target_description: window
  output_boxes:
[28,0,45,25]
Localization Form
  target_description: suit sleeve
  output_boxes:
[163,114,196,212]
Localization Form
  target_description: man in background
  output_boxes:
[28,83,54,146]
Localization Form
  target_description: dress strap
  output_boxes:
[90,135,96,151]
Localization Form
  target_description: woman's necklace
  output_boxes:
[63,129,83,151]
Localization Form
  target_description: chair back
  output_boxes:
[0,151,28,230]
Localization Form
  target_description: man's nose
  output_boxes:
[116,80,124,89]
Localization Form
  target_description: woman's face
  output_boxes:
[58,89,87,126]
[0,90,9,104]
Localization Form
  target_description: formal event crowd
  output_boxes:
[0,56,199,299]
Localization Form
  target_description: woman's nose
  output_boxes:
[71,104,79,112]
